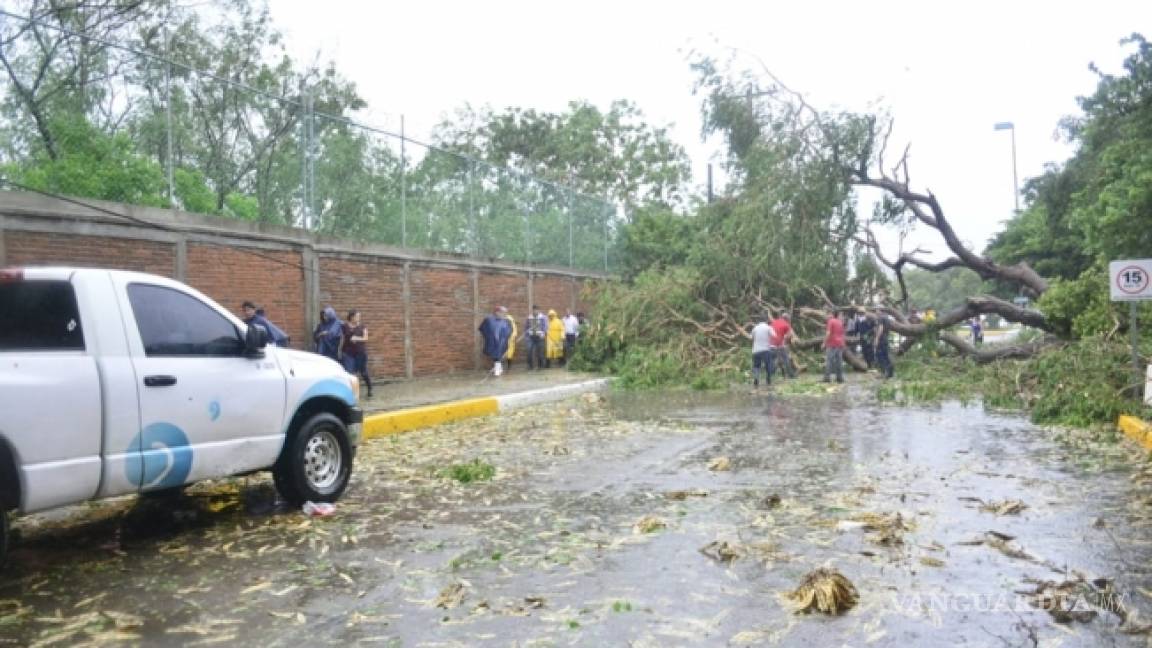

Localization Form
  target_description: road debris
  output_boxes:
[632,515,666,534]
[786,567,858,615]
[708,456,731,471]
[434,583,467,609]
[699,540,745,563]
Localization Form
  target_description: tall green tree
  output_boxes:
[432,101,692,213]
[985,34,1152,336]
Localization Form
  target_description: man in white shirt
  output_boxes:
[750,314,775,388]
[562,309,580,365]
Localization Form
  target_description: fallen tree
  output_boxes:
[696,53,1058,361]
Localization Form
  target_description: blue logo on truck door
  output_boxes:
[126,423,194,489]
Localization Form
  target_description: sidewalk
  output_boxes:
[360,368,602,413]
[358,368,610,439]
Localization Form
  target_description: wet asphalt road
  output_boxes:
[2,381,1151,646]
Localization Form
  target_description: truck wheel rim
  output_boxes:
[304,429,342,491]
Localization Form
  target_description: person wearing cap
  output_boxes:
[524,305,547,370]
[769,312,796,379]
[478,305,512,376]
[241,301,289,347]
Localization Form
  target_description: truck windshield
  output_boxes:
[0,280,85,351]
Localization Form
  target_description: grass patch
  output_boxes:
[612,600,633,613]
[439,459,496,484]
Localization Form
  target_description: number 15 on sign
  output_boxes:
[1110,259,1152,301]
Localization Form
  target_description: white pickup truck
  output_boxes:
[0,267,363,562]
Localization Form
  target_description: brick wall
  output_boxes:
[408,267,475,375]
[317,254,406,379]
[0,190,609,379]
[533,274,576,318]
[5,231,176,277]
[185,243,307,346]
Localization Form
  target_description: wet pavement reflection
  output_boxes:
[2,383,1150,646]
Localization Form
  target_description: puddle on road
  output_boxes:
[3,384,1152,646]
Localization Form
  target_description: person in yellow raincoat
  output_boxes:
[546,309,565,368]
[502,309,518,371]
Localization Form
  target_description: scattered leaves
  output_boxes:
[632,515,666,534]
[434,583,467,609]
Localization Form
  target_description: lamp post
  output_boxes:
[993,121,1019,213]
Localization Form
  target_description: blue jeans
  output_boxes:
[752,350,774,383]
[876,342,893,378]
[526,336,545,369]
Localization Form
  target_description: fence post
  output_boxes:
[604,202,609,273]
[163,20,174,208]
[468,158,476,257]
[400,114,407,248]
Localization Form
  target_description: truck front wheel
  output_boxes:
[273,412,352,506]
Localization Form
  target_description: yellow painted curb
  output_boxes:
[1118,415,1152,450]
[363,397,499,438]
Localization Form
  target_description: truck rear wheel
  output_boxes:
[273,412,352,506]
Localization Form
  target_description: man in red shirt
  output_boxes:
[823,310,846,383]
[770,313,796,379]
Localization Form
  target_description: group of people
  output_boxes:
[749,309,895,387]
[242,299,588,387]
[479,306,584,376]
[240,301,372,397]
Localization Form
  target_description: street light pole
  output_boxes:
[993,121,1019,213]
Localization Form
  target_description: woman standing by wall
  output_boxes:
[342,310,372,398]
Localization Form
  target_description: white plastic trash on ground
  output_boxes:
[302,502,336,517]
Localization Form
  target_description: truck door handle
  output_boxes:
[144,375,178,387]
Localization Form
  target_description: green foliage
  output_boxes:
[439,459,496,484]
[846,255,891,306]
[435,101,692,211]
[878,338,1152,429]
[902,267,988,312]
[4,116,167,206]
[1035,265,1116,338]
[986,34,1152,290]
[569,269,742,388]
[618,207,696,279]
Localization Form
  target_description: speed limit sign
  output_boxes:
[1110,259,1152,301]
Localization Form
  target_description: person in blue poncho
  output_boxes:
[478,305,512,376]
[313,306,344,362]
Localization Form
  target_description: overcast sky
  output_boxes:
[271,0,1152,261]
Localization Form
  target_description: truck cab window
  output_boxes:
[128,284,243,356]
[0,281,85,351]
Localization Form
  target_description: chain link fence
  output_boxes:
[0,9,620,273]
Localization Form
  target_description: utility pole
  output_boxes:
[993,122,1019,213]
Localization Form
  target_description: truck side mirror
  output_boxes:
[245,323,269,357]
